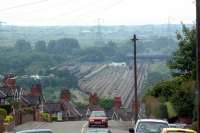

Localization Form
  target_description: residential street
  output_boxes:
[8,120,132,133]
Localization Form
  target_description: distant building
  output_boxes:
[108,62,126,67]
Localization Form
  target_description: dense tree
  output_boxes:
[79,47,105,62]
[47,38,80,54]
[168,25,196,78]
[47,40,56,53]
[14,39,32,51]
[146,75,195,118]
[170,81,195,117]
[35,40,46,52]
[98,98,114,110]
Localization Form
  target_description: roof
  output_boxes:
[88,106,104,111]
[44,102,61,113]
[0,86,22,97]
[163,128,197,133]
[138,119,168,123]
[16,129,52,133]
[0,87,13,97]
[62,101,82,117]
[0,90,6,98]
[21,95,42,106]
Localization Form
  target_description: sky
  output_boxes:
[0,0,196,26]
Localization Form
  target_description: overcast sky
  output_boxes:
[0,0,196,26]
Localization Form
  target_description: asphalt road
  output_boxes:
[9,120,132,133]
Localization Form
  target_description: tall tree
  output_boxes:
[167,25,196,78]
[35,40,46,52]
[14,39,32,51]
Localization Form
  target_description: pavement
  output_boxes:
[7,120,133,133]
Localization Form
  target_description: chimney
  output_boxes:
[89,92,98,106]
[60,89,71,102]
[31,84,42,96]
[3,73,16,88]
[114,96,122,111]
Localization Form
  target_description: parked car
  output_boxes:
[169,123,186,128]
[162,128,197,133]
[88,111,108,128]
[16,129,53,133]
[129,119,169,133]
[86,128,111,133]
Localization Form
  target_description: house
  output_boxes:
[108,62,126,67]
[19,84,45,122]
[61,101,82,120]
[43,101,62,121]
[60,89,82,120]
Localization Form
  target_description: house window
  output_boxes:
[0,99,5,104]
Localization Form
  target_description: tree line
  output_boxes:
[143,24,197,129]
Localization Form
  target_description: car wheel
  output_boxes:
[88,124,91,128]
[105,124,108,128]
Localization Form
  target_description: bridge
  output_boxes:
[127,54,170,61]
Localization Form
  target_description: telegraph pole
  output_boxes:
[131,34,138,124]
[196,0,200,132]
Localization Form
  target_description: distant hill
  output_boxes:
[0,24,191,47]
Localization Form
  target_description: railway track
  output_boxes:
[78,63,150,109]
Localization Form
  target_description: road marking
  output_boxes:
[81,122,88,133]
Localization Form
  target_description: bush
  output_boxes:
[98,98,114,110]
[4,115,14,123]
[0,105,12,114]
[191,121,197,131]
[159,103,168,119]
[24,108,33,114]
[0,108,7,119]
[144,96,160,118]
[51,114,57,121]
[41,113,50,122]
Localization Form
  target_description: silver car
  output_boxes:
[16,129,53,133]
[129,119,169,133]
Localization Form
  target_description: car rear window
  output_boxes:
[168,131,192,133]
[90,111,106,117]
[22,131,52,133]
[137,122,169,133]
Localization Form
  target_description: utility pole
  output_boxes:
[196,0,200,132]
[131,34,138,124]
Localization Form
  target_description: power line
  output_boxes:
[0,0,49,12]
[66,0,125,24]
[44,0,125,23]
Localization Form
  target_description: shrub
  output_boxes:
[144,96,160,118]
[24,108,33,114]
[0,108,7,119]
[41,113,49,122]
[191,121,197,131]
[51,114,57,121]
[4,115,14,123]
[98,98,114,110]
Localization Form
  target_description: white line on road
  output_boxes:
[81,122,88,133]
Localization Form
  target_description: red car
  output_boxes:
[88,111,108,128]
